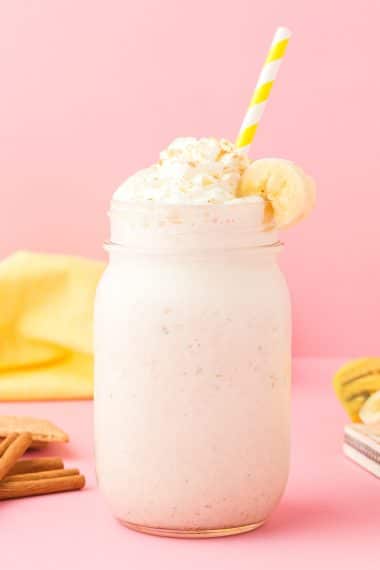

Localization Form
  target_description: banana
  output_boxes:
[359,390,380,424]
[333,358,380,421]
[237,158,316,228]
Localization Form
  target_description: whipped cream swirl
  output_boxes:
[113,137,252,204]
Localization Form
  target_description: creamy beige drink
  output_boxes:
[94,138,315,537]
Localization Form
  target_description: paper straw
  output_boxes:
[235,27,292,153]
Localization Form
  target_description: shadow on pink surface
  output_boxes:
[261,497,352,537]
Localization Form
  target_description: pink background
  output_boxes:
[3,361,380,568]
[1,0,379,357]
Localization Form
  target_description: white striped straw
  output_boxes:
[235,27,292,153]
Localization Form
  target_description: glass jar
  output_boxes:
[94,199,291,538]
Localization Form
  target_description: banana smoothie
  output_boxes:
[94,137,315,537]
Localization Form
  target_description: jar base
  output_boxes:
[119,519,265,538]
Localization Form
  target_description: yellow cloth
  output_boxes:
[0,251,104,401]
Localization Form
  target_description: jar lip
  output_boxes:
[109,198,279,251]
[104,240,283,254]
[110,197,267,215]
[109,198,274,227]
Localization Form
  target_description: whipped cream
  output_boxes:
[113,137,253,204]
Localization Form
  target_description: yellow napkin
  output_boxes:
[0,251,104,401]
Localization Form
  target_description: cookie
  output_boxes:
[0,416,69,444]
[344,422,380,478]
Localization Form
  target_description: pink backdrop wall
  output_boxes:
[1,1,379,357]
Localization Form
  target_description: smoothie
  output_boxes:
[94,137,315,537]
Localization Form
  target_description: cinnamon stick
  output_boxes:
[0,474,85,500]
[0,433,33,480]
[0,438,48,451]
[28,441,49,451]
[7,457,64,476]
[4,468,79,483]
[0,433,18,456]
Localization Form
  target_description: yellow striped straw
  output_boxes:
[235,27,292,153]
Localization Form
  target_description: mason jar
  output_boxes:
[94,199,291,538]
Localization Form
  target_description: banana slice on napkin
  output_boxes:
[359,390,380,424]
[333,358,380,421]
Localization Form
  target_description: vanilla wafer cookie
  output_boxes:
[343,423,380,478]
[0,416,69,444]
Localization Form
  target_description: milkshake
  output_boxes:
[94,137,315,537]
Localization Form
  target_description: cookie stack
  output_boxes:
[0,416,85,500]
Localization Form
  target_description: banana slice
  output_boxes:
[333,358,380,421]
[237,158,316,228]
[359,390,380,424]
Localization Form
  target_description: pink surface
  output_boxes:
[1,1,380,358]
[1,359,379,568]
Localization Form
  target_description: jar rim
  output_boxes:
[108,198,279,252]
[104,240,283,255]
[109,198,275,230]
[110,196,266,212]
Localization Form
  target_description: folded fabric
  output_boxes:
[0,251,104,400]
[333,358,380,421]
